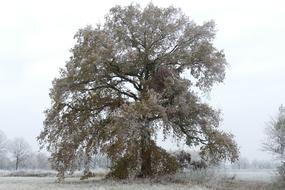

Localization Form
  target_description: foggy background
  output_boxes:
[0,0,284,161]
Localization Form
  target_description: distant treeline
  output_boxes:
[0,130,112,171]
[0,129,277,171]
[0,130,50,170]
[218,157,278,169]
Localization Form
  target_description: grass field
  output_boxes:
[216,169,275,182]
[0,169,280,190]
[0,177,210,190]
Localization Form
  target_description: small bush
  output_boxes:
[174,150,192,169]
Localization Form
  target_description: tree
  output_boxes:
[38,3,239,181]
[263,105,285,182]
[9,138,31,170]
[232,157,250,169]
[0,130,7,157]
[27,152,51,170]
[263,105,285,160]
[0,130,8,169]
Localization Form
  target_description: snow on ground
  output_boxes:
[0,169,277,190]
[217,169,276,182]
[0,177,209,190]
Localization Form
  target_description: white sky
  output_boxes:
[0,0,285,161]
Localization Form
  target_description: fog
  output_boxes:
[1,0,285,161]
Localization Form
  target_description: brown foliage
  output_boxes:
[175,150,192,169]
[107,141,179,179]
[38,3,238,181]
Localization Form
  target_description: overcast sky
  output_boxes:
[0,0,284,161]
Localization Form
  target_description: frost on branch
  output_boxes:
[38,3,238,181]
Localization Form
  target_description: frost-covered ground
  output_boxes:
[0,169,278,190]
[0,177,209,190]
[218,169,275,182]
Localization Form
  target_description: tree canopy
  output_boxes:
[38,3,239,181]
[0,130,7,158]
[263,105,285,160]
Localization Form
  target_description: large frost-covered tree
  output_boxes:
[38,3,238,180]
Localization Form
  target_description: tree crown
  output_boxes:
[38,3,238,180]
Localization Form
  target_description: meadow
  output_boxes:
[0,169,279,190]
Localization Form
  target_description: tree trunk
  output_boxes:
[140,121,152,177]
[15,157,19,170]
